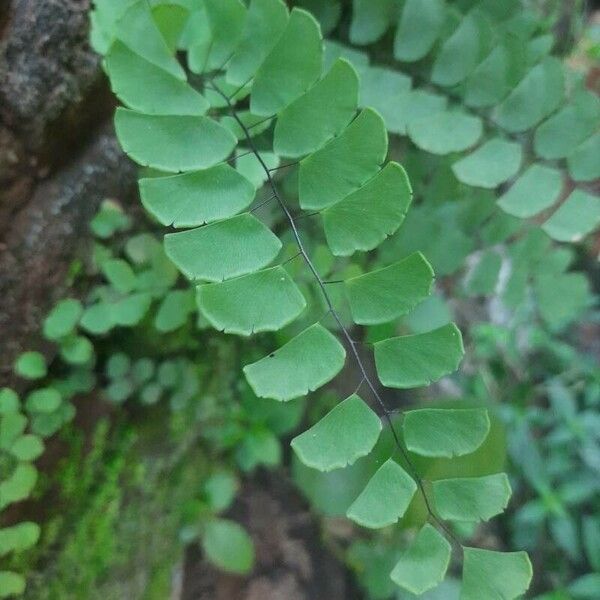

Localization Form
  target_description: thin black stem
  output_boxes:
[209,79,459,548]
[247,115,276,131]
[269,161,299,172]
[250,193,277,213]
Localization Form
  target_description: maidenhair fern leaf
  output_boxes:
[322,162,412,256]
[345,252,434,325]
[203,0,246,71]
[139,165,255,228]
[164,214,282,282]
[542,189,600,243]
[274,58,359,158]
[104,41,208,116]
[374,324,464,389]
[390,524,451,595]
[403,408,491,458]
[497,164,563,218]
[243,324,345,401]
[299,108,387,210]
[250,8,323,116]
[452,138,522,189]
[114,109,236,172]
[461,548,532,600]
[115,0,186,81]
[394,0,445,62]
[568,132,600,182]
[226,0,289,86]
[346,459,416,528]
[408,111,483,155]
[432,474,512,521]
[290,394,381,471]
[197,266,306,336]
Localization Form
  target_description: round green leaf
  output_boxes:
[542,189,600,243]
[375,323,464,389]
[197,266,306,336]
[0,463,37,508]
[433,473,512,521]
[0,389,20,415]
[250,8,323,116]
[274,58,359,158]
[394,0,445,62]
[345,252,434,325]
[243,323,346,401]
[25,388,62,414]
[59,335,94,365]
[164,213,282,282]
[568,132,600,182]
[347,459,416,528]
[408,111,483,155]
[291,394,382,471]
[299,108,388,210]
[403,408,490,458]
[0,413,27,450]
[14,352,47,380]
[139,165,255,228]
[452,138,522,189]
[0,522,40,556]
[0,572,26,597]
[497,164,563,218]
[202,519,254,575]
[461,548,532,600]
[154,289,195,332]
[493,57,564,133]
[101,259,136,294]
[11,435,44,462]
[104,41,208,115]
[43,299,83,341]
[115,108,236,172]
[203,0,246,71]
[391,524,451,595]
[322,161,412,256]
[226,0,289,86]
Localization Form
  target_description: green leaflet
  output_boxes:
[115,0,186,80]
[0,389,19,415]
[25,388,61,414]
[291,394,381,471]
[408,111,483,155]
[274,58,359,158]
[432,473,512,521]
[104,41,208,115]
[568,132,600,182]
[452,138,522,189]
[403,408,490,458]
[374,323,464,389]
[542,189,600,243]
[250,8,323,116]
[10,434,44,461]
[43,299,83,341]
[202,519,254,575]
[464,43,511,108]
[349,0,398,45]
[391,524,451,595]
[493,57,564,133]
[497,164,563,218]
[299,108,388,210]
[203,0,247,71]
[197,266,306,336]
[14,352,47,381]
[155,290,195,332]
[533,90,600,160]
[322,162,412,256]
[227,0,289,86]
[114,108,237,172]
[394,0,445,62]
[0,413,27,449]
[101,259,136,294]
[461,548,532,600]
[139,165,255,228]
[243,324,346,401]
[345,252,434,325]
[164,214,281,282]
[346,459,416,528]
[431,14,484,87]
[0,464,37,509]
[0,572,25,598]
[0,522,40,557]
